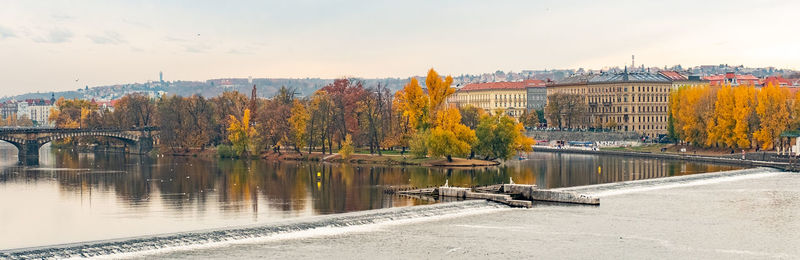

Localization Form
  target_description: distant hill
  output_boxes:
[1,77,414,102]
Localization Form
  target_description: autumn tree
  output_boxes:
[427,107,477,161]
[210,91,248,145]
[545,93,587,129]
[394,68,477,161]
[474,113,535,160]
[113,93,156,128]
[308,90,335,154]
[394,77,429,130]
[361,83,390,155]
[425,68,455,111]
[339,134,354,160]
[518,109,539,129]
[49,97,97,129]
[256,87,294,154]
[227,108,258,157]
[707,85,736,147]
[157,95,216,152]
[670,85,716,146]
[320,79,367,148]
[289,99,309,154]
[754,83,790,150]
[459,105,485,129]
[732,86,757,148]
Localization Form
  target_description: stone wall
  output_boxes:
[526,130,641,142]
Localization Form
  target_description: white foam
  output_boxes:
[589,170,784,197]
[99,205,508,259]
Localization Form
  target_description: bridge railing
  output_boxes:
[0,126,158,134]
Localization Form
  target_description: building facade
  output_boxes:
[525,80,547,110]
[547,72,672,138]
[447,80,543,119]
[0,99,55,126]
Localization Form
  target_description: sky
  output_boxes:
[1,0,799,95]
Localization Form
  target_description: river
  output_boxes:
[0,143,742,255]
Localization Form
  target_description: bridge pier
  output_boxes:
[129,137,154,154]
[17,142,42,166]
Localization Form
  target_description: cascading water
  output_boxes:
[0,200,507,259]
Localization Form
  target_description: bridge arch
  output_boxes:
[0,128,156,165]
[36,132,141,146]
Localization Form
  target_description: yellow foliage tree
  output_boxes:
[425,68,455,112]
[753,83,790,150]
[732,86,757,148]
[393,68,476,161]
[393,77,429,130]
[339,134,354,160]
[428,107,477,161]
[227,108,258,156]
[708,85,736,147]
[289,99,309,154]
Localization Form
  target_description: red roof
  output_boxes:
[704,73,760,86]
[459,79,545,92]
[763,76,791,86]
[658,71,687,81]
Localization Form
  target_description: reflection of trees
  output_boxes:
[530,153,740,188]
[0,148,741,217]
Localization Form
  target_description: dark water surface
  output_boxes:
[0,144,741,250]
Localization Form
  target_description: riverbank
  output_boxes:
[161,148,500,167]
[533,146,798,171]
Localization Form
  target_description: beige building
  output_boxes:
[448,80,542,119]
[547,72,672,138]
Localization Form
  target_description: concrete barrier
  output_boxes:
[507,200,533,208]
[438,187,471,198]
[502,184,537,199]
[530,190,599,205]
[439,185,596,207]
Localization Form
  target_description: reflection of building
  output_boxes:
[547,71,672,137]
[447,79,544,119]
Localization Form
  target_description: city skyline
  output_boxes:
[1,0,799,95]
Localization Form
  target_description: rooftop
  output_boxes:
[658,71,688,81]
[552,72,671,86]
[458,79,545,92]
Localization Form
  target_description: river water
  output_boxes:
[0,143,742,255]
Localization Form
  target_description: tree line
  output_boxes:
[49,68,534,161]
[669,83,797,150]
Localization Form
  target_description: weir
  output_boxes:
[398,184,599,207]
[0,200,503,259]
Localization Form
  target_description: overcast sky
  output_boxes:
[1,0,799,95]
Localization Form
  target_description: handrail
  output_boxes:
[0,126,158,134]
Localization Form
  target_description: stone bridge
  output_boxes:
[0,127,157,165]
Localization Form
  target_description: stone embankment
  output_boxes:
[532,146,798,171]
[526,130,640,142]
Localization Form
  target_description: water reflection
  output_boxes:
[0,144,741,249]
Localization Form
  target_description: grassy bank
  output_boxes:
[157,147,500,168]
